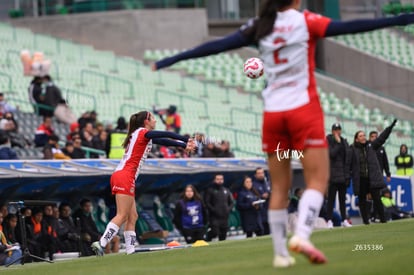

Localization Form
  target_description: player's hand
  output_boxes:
[151,63,157,71]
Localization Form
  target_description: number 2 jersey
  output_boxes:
[242,9,331,112]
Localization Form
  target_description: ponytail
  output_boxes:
[122,111,149,148]
[254,0,294,43]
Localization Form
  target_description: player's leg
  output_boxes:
[289,147,328,264]
[123,198,138,254]
[267,152,295,267]
[98,194,134,250]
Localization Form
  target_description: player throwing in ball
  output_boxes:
[91,111,195,256]
[153,0,414,268]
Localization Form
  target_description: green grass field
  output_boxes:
[2,219,413,275]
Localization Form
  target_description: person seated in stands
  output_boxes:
[28,76,46,116]
[201,142,221,158]
[43,134,70,160]
[217,140,235,158]
[72,137,86,159]
[0,112,30,148]
[67,122,80,142]
[91,130,108,158]
[34,116,55,147]
[0,130,18,160]
[73,198,119,256]
[57,203,80,253]
[0,93,17,116]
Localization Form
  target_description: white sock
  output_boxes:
[268,209,289,257]
[295,189,324,240]
[124,230,137,255]
[100,222,119,247]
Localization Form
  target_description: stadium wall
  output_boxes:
[7,9,208,60]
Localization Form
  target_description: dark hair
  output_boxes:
[116,116,127,131]
[354,130,364,142]
[80,198,91,207]
[59,202,71,212]
[122,111,150,148]
[369,131,378,137]
[181,184,202,202]
[252,0,294,43]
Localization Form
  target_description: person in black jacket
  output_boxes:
[173,185,208,244]
[204,174,234,241]
[369,131,391,182]
[73,198,103,256]
[350,119,397,224]
[326,123,352,228]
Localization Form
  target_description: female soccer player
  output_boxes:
[153,0,414,267]
[91,111,195,255]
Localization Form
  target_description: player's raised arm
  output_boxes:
[325,13,414,37]
[153,29,252,71]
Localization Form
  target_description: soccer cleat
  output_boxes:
[273,255,296,268]
[327,220,334,229]
[288,235,327,264]
[91,241,104,256]
[342,219,352,227]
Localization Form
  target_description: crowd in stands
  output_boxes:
[0,91,237,160]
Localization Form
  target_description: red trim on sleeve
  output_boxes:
[304,10,331,39]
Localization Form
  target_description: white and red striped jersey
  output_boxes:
[114,127,152,182]
[259,9,331,112]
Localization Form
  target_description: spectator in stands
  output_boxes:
[381,188,413,220]
[91,130,108,158]
[0,130,18,160]
[395,144,413,176]
[252,167,271,235]
[326,123,352,229]
[107,116,128,159]
[1,112,29,148]
[67,122,80,142]
[72,137,86,159]
[57,203,80,253]
[73,198,119,256]
[28,76,44,115]
[204,174,234,241]
[43,134,70,160]
[350,120,397,225]
[218,140,235,158]
[237,176,263,238]
[155,105,182,134]
[42,204,59,260]
[173,184,208,244]
[202,142,221,158]
[194,132,205,157]
[34,116,55,147]
[0,93,16,116]
[369,131,391,181]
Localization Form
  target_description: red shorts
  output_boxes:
[110,170,135,197]
[262,101,327,153]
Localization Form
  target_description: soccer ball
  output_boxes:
[243,57,264,79]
